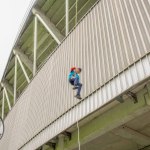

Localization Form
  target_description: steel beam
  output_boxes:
[2,90,5,119]
[33,16,38,76]
[32,8,64,44]
[65,0,69,35]
[16,55,30,83]
[1,80,14,97]
[13,48,33,72]
[113,126,150,146]
[127,91,138,103]
[14,56,17,104]
[4,88,11,111]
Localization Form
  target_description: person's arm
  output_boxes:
[76,74,80,80]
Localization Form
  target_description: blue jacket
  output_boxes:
[68,71,80,80]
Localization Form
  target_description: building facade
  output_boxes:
[0,0,150,149]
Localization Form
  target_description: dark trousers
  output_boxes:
[69,78,82,96]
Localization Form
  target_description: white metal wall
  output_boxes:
[0,0,150,149]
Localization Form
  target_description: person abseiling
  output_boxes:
[68,67,82,99]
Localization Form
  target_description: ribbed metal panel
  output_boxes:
[21,53,150,149]
[0,0,150,149]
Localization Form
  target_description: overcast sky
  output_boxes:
[0,0,34,81]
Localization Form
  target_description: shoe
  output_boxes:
[75,95,82,99]
[73,86,78,90]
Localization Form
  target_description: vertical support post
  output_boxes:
[16,55,30,83]
[33,16,38,76]
[66,0,69,35]
[58,134,65,150]
[4,88,11,111]
[2,90,5,119]
[14,56,17,104]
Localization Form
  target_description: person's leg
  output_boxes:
[74,77,79,86]
[69,78,78,91]
[69,78,75,85]
[74,78,82,96]
[76,83,82,96]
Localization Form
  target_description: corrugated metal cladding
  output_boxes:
[0,0,150,149]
